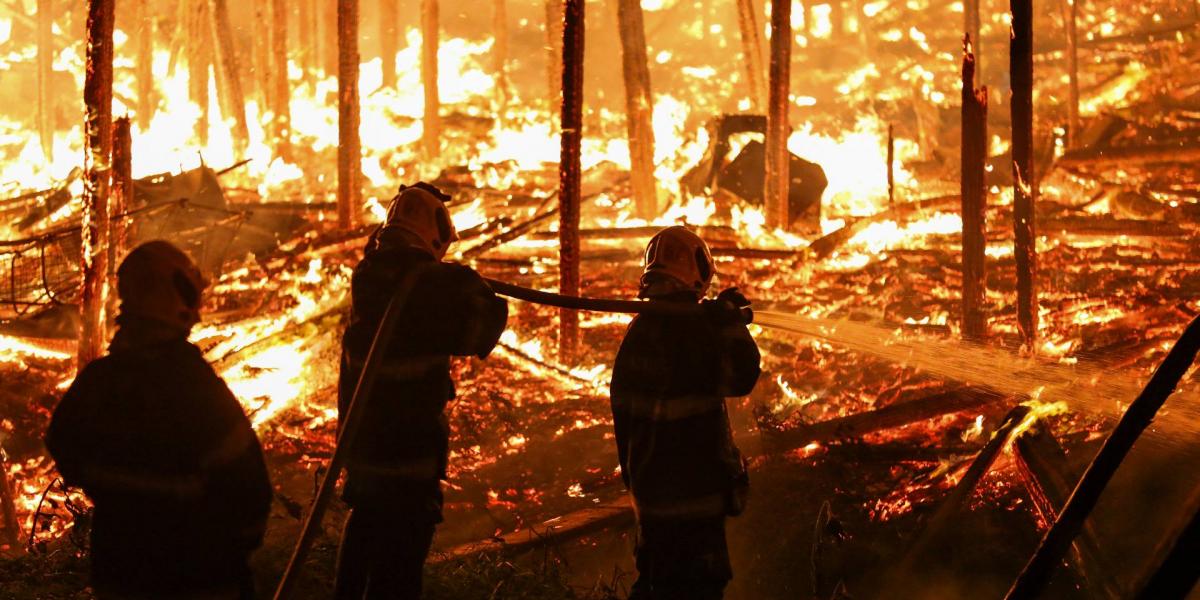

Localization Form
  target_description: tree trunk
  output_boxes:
[254,0,272,111]
[135,0,154,130]
[1061,0,1080,147]
[109,117,132,319]
[298,0,315,85]
[323,0,339,76]
[338,0,360,230]
[965,0,981,75]
[209,0,250,153]
[380,0,398,89]
[1011,0,1037,349]
[36,0,53,162]
[272,0,292,160]
[189,1,211,145]
[765,0,792,229]
[735,0,767,112]
[545,0,565,120]
[80,0,115,368]
[493,0,509,112]
[961,38,989,340]
[421,0,440,157]
[558,0,584,363]
[616,0,657,219]
[0,450,20,552]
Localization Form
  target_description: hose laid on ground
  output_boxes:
[483,278,753,322]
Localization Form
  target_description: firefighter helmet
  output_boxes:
[383,183,459,259]
[639,226,715,298]
[116,241,208,330]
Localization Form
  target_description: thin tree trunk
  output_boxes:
[36,0,53,162]
[254,0,272,110]
[272,0,292,160]
[110,117,132,303]
[209,0,250,153]
[493,0,509,112]
[545,0,565,120]
[558,0,584,363]
[966,0,981,75]
[616,0,657,219]
[337,0,360,229]
[735,0,767,111]
[298,0,314,85]
[766,0,792,229]
[380,0,398,89]
[421,0,440,157]
[135,0,154,129]
[80,0,115,368]
[961,37,989,341]
[324,0,339,76]
[1061,0,1080,147]
[1011,0,1038,348]
[189,1,211,145]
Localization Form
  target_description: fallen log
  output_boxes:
[1057,141,1200,169]
[807,194,961,259]
[459,205,559,259]
[435,496,634,562]
[527,224,737,243]
[765,387,1008,452]
[1013,420,1120,599]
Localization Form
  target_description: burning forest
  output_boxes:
[1,0,1199,598]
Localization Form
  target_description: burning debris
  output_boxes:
[1,0,1200,599]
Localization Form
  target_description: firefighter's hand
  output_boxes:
[702,288,753,326]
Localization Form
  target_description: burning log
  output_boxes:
[35,0,53,162]
[765,0,792,229]
[1011,0,1038,348]
[765,387,1008,452]
[337,0,361,230]
[79,0,115,368]
[1012,421,1121,599]
[735,0,767,110]
[1060,0,1080,147]
[1005,314,1200,600]
[884,405,1032,588]
[134,0,154,130]
[492,0,508,111]
[421,0,441,157]
[209,0,251,153]
[558,0,585,362]
[616,0,658,219]
[436,497,634,562]
[961,38,989,340]
[271,0,292,160]
[379,0,398,89]
[460,205,559,259]
[806,194,962,260]
[1056,142,1200,168]
[1129,489,1200,599]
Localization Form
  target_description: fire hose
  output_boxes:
[272,278,751,599]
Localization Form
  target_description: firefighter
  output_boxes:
[335,182,508,600]
[610,226,762,600]
[45,241,272,600]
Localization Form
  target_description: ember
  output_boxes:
[2,0,1200,599]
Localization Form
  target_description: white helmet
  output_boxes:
[639,226,715,298]
[383,183,459,259]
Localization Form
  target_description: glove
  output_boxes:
[702,287,753,325]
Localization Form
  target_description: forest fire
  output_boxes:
[2,0,1200,599]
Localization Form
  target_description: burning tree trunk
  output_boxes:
[135,0,154,130]
[299,0,315,85]
[271,0,292,160]
[735,0,767,111]
[1011,0,1038,349]
[253,0,272,110]
[379,0,398,89]
[965,0,981,72]
[209,0,250,153]
[188,1,211,145]
[338,0,360,230]
[559,0,584,362]
[493,0,509,112]
[110,117,133,286]
[765,0,792,229]
[323,0,338,76]
[545,0,565,120]
[616,0,658,219]
[421,0,441,157]
[961,38,989,340]
[1060,0,1080,147]
[80,0,115,368]
[36,0,53,162]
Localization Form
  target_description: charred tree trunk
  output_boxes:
[887,124,895,205]
[545,0,565,120]
[80,0,115,368]
[616,0,657,219]
[209,0,250,153]
[558,0,584,363]
[421,0,441,157]
[765,0,792,229]
[338,0,360,230]
[36,0,53,162]
[1061,0,1080,146]
[965,0,981,72]
[110,118,133,282]
[1011,0,1037,349]
[961,38,989,341]
[493,0,510,112]
[271,0,292,160]
[189,1,211,145]
[380,0,399,89]
[135,0,154,129]
[735,0,767,112]
[323,0,339,76]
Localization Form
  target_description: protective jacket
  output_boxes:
[610,297,761,520]
[45,317,271,597]
[338,236,507,517]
